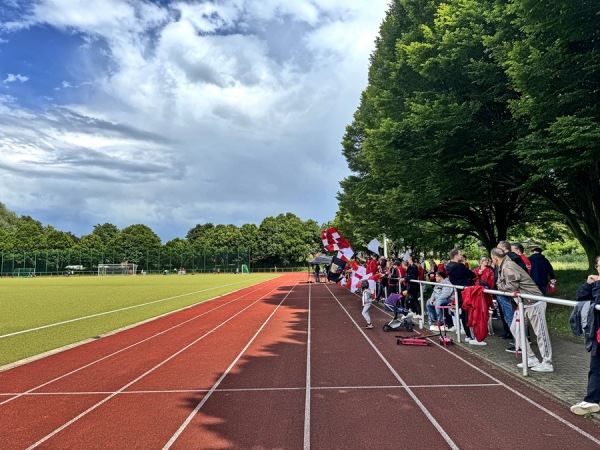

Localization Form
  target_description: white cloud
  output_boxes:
[4,73,29,83]
[0,0,390,240]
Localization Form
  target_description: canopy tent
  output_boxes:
[308,255,333,265]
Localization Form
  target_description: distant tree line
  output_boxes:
[0,203,323,270]
[336,0,600,268]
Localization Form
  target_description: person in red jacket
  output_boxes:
[437,258,447,275]
[475,256,495,293]
[475,256,496,338]
[366,255,378,274]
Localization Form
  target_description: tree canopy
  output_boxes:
[337,0,600,266]
[0,204,323,269]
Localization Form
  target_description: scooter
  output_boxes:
[395,321,453,347]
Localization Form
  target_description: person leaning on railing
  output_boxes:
[570,256,600,415]
[491,247,554,373]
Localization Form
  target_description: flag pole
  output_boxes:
[383,234,388,258]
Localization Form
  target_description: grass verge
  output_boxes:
[546,267,589,342]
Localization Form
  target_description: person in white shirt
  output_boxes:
[361,279,374,329]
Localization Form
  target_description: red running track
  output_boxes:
[1,273,599,449]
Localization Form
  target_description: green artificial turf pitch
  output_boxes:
[0,273,280,367]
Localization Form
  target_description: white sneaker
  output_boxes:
[517,357,540,368]
[430,325,440,331]
[469,340,487,346]
[448,326,466,334]
[570,401,600,415]
[531,361,554,372]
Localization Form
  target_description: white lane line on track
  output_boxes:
[24,278,290,450]
[337,287,600,446]
[433,334,600,446]
[326,284,460,450]
[1,383,503,396]
[303,281,312,450]
[163,278,301,449]
[0,282,274,407]
[0,276,274,339]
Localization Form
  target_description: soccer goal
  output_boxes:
[241,264,250,274]
[97,263,138,276]
[13,268,36,277]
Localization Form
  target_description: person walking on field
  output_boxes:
[570,256,600,415]
[491,248,554,372]
[314,264,321,283]
[361,279,374,329]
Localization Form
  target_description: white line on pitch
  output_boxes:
[163,279,300,449]
[0,281,276,407]
[326,284,460,450]
[304,281,312,450]
[24,278,290,450]
[1,276,274,339]
[1,383,503,397]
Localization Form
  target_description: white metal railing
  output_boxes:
[411,279,598,376]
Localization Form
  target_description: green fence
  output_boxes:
[0,248,253,277]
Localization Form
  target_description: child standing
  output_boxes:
[361,279,374,329]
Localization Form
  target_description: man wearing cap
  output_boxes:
[529,247,556,295]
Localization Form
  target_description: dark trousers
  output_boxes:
[585,351,600,403]
[497,298,512,336]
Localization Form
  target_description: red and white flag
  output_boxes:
[350,266,376,296]
[321,227,354,259]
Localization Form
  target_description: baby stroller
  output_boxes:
[382,293,413,332]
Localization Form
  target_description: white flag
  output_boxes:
[367,239,380,255]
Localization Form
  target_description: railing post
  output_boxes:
[516,295,529,376]
[454,287,461,343]
[419,283,424,329]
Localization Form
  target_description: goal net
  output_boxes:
[13,268,36,277]
[98,263,138,276]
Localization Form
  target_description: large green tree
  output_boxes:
[339,0,559,253]
[44,226,75,250]
[490,0,600,266]
[255,213,320,267]
[108,224,161,265]
[93,223,120,246]
[13,216,46,251]
[0,202,19,232]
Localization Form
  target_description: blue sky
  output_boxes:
[0,0,388,242]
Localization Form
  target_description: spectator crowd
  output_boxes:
[319,241,600,417]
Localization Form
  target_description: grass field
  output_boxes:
[0,273,280,367]
[545,266,590,341]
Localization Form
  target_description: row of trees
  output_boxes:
[0,203,323,269]
[336,0,600,267]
